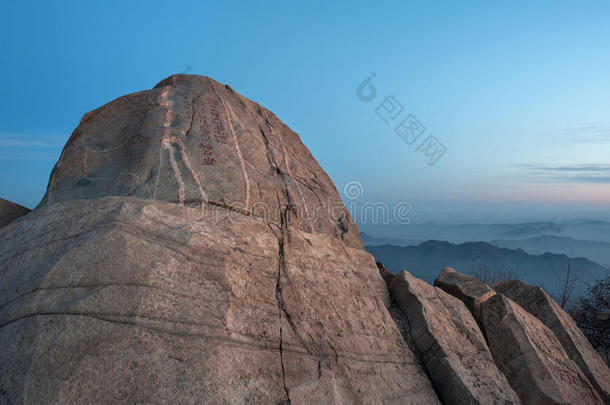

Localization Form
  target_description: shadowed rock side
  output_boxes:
[0,198,30,229]
[480,294,603,404]
[375,261,394,288]
[495,279,610,403]
[0,75,440,404]
[390,271,521,405]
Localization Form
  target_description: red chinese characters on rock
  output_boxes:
[198,142,215,166]
[194,95,230,166]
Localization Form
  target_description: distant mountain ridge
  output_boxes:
[491,235,610,268]
[366,240,609,297]
[359,218,610,244]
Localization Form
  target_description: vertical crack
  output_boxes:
[388,300,446,405]
[185,99,195,137]
[275,209,292,405]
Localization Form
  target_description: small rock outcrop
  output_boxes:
[390,271,521,405]
[0,75,440,404]
[433,267,496,319]
[480,293,603,404]
[0,198,30,228]
[495,279,610,403]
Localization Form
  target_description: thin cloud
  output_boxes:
[515,164,610,184]
[0,133,65,148]
[0,139,58,148]
[561,176,610,183]
[568,124,610,143]
[0,133,65,161]
[533,164,610,172]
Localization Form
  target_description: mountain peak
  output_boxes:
[40,75,362,248]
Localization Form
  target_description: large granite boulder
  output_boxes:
[38,74,361,250]
[495,279,610,403]
[390,271,521,404]
[433,267,496,319]
[0,198,30,229]
[480,293,603,404]
[0,75,440,404]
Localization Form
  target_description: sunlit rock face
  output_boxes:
[0,75,440,404]
[38,74,361,250]
[495,279,610,403]
[390,271,520,405]
[479,293,603,404]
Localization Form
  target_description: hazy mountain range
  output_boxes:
[360,219,610,277]
[358,219,610,245]
[366,240,609,299]
[490,235,610,268]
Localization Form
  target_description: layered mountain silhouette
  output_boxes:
[366,240,609,296]
[360,219,610,244]
[491,235,610,268]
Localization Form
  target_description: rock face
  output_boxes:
[433,267,496,319]
[0,198,30,229]
[479,293,603,404]
[0,75,440,404]
[3,74,608,404]
[495,279,610,403]
[38,74,361,250]
[390,271,521,405]
[375,261,394,288]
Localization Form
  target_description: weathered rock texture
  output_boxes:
[37,75,361,250]
[0,198,30,229]
[376,261,394,288]
[480,293,603,404]
[433,267,496,319]
[495,279,610,403]
[3,74,608,405]
[390,271,521,405]
[0,75,440,404]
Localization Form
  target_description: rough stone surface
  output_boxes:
[0,198,30,229]
[38,74,361,250]
[390,271,521,405]
[434,267,496,319]
[495,279,610,403]
[0,75,440,405]
[479,293,603,404]
[376,261,394,289]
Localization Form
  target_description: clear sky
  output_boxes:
[1,0,609,222]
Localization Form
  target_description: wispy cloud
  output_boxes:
[0,139,58,148]
[568,124,610,143]
[515,164,610,184]
[529,164,610,172]
[0,132,65,161]
[561,176,610,183]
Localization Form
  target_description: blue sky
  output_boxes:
[1,0,609,222]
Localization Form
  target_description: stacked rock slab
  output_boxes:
[0,198,30,229]
[0,75,440,404]
[434,269,604,404]
[480,294,603,404]
[433,267,496,319]
[390,271,521,404]
[495,279,610,403]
